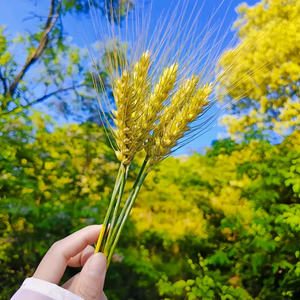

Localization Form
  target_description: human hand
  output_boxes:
[33,225,107,300]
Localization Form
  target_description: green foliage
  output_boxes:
[1,1,300,300]
[155,135,300,300]
[2,120,300,299]
[0,120,117,298]
[0,0,131,120]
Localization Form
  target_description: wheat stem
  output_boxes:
[106,157,149,267]
[94,164,124,253]
[103,165,129,256]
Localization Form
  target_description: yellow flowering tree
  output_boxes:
[218,0,300,138]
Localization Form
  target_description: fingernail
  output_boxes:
[86,253,106,277]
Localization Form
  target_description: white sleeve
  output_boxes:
[11,277,84,300]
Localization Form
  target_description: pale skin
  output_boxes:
[33,225,107,300]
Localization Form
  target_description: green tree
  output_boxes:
[0,122,117,298]
[2,1,300,300]
[0,1,132,298]
[156,134,300,299]
[0,0,131,120]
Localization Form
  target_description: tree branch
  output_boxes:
[29,84,85,106]
[8,0,59,96]
[26,84,85,107]
[1,84,85,115]
[0,69,7,93]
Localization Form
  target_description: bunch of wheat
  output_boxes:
[86,0,271,268]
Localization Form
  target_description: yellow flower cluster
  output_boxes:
[218,0,300,137]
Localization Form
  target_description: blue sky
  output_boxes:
[0,0,260,155]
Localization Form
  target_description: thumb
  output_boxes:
[75,253,107,300]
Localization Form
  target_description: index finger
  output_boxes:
[33,225,102,284]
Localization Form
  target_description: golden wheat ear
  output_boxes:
[86,0,276,166]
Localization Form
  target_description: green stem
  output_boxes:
[94,164,124,253]
[106,158,149,267]
[103,166,129,256]
[104,158,148,256]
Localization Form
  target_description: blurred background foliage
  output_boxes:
[1,0,300,299]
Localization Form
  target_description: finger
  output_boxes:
[75,253,107,300]
[68,245,94,267]
[62,273,79,291]
[101,292,108,300]
[61,245,94,290]
[63,275,107,300]
[33,225,102,284]
[61,273,80,293]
